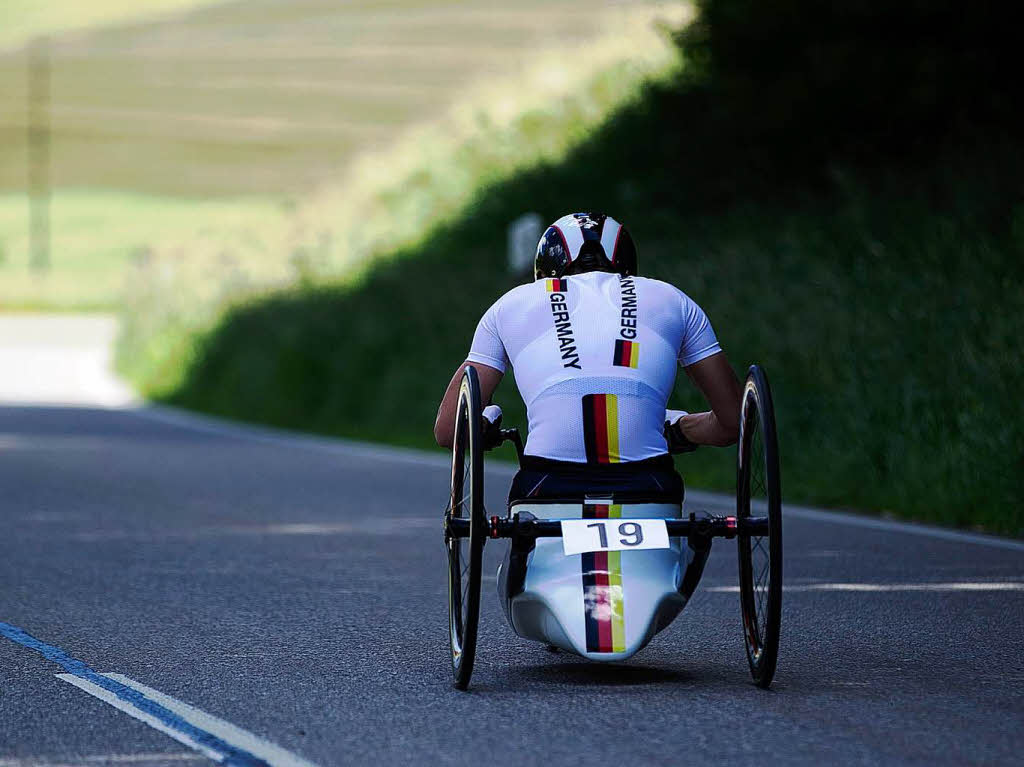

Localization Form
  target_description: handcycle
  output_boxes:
[442,365,782,690]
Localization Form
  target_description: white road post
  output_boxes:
[507,213,543,275]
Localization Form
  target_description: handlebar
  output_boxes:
[498,427,525,465]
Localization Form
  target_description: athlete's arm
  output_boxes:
[434,362,504,449]
[677,352,742,447]
[436,296,509,448]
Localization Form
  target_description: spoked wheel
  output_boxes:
[736,364,783,688]
[445,366,485,690]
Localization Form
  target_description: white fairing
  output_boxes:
[502,502,707,661]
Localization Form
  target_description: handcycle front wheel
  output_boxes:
[736,364,783,688]
[446,365,485,690]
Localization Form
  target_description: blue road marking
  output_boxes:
[0,621,269,766]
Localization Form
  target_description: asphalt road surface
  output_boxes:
[2,402,1023,767]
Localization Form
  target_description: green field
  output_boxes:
[0,0,222,51]
[0,0,683,308]
[0,191,288,309]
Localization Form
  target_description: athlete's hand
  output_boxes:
[482,405,504,450]
[664,410,698,454]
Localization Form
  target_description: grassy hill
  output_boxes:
[0,0,681,308]
[129,68,1024,535]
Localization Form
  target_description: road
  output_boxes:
[1,318,1023,765]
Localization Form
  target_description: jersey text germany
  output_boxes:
[548,288,581,369]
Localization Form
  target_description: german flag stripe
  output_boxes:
[605,395,620,464]
[613,339,639,368]
[582,394,621,464]
[607,504,626,653]
[582,503,626,653]
[582,394,600,464]
[546,278,568,292]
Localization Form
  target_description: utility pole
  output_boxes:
[27,36,51,273]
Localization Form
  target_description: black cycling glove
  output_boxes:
[664,411,698,454]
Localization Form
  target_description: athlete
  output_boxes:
[434,212,741,503]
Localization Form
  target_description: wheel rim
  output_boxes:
[446,370,484,688]
[740,401,771,661]
[448,397,472,665]
[737,366,782,687]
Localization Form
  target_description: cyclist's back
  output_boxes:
[467,271,720,465]
[433,212,741,504]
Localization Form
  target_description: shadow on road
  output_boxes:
[510,661,696,687]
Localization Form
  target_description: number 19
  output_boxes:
[585,521,645,548]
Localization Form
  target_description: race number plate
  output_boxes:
[561,519,670,556]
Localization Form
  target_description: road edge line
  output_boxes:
[55,675,223,764]
[104,674,318,767]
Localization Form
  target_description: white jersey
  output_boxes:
[466,272,722,464]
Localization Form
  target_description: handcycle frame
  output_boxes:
[443,363,783,690]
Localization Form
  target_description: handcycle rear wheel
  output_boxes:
[446,366,485,690]
[736,364,783,688]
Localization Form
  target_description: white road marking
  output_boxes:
[704,582,1024,593]
[54,673,319,767]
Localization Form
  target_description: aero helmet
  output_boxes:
[534,212,637,280]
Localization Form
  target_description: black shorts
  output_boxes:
[507,454,684,506]
[499,454,687,619]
